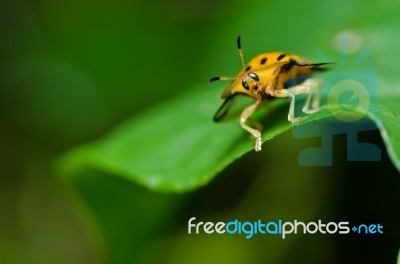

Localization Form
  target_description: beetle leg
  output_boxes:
[300,78,321,114]
[240,99,262,151]
[311,79,323,110]
[272,78,320,122]
[272,88,301,122]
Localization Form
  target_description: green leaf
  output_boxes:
[58,73,400,193]
[57,71,399,193]
[397,248,400,264]
[370,96,400,171]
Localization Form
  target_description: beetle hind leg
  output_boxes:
[239,99,262,151]
[301,79,321,114]
[272,78,321,122]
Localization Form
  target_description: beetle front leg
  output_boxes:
[239,99,262,151]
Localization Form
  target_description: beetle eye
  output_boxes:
[241,79,250,90]
[248,72,260,81]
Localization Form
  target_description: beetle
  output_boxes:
[210,36,333,152]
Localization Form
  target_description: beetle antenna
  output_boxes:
[209,36,245,83]
[237,36,246,70]
[209,76,236,82]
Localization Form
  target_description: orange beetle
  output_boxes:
[210,36,333,151]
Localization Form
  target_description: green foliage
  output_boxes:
[57,49,400,193]
[53,0,400,260]
[2,0,397,263]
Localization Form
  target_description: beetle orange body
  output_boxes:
[210,36,333,151]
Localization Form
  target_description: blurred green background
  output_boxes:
[1,0,400,263]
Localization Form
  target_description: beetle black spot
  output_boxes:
[260,57,267,65]
[248,72,260,81]
[245,65,251,72]
[241,79,250,90]
[277,54,287,61]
